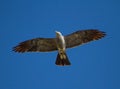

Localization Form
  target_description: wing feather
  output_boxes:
[64,29,106,48]
[13,38,57,53]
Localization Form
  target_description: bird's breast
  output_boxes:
[56,35,66,50]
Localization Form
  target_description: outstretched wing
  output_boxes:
[13,38,57,53]
[64,29,106,48]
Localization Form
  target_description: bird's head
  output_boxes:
[55,31,62,36]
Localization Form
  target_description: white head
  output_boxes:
[55,31,62,36]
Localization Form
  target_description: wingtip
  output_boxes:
[12,46,26,53]
[92,30,106,40]
[12,42,30,53]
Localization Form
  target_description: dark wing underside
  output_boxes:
[13,38,57,53]
[64,29,106,48]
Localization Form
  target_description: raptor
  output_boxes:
[13,29,106,66]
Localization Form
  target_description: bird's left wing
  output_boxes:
[64,29,106,48]
[13,38,57,53]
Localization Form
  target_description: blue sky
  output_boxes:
[0,0,120,89]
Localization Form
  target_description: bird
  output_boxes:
[13,29,106,66]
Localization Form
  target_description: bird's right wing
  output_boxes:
[64,29,106,48]
[13,38,57,53]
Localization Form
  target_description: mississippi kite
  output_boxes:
[13,29,106,66]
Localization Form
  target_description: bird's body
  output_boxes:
[56,31,66,51]
[55,31,71,65]
[13,29,106,66]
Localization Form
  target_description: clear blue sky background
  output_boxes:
[0,0,120,89]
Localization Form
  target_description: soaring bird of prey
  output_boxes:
[13,29,106,66]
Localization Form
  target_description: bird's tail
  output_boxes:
[55,52,71,66]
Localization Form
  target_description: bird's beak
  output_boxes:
[55,31,59,33]
[55,31,62,36]
[55,31,60,35]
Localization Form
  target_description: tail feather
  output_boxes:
[55,52,71,66]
